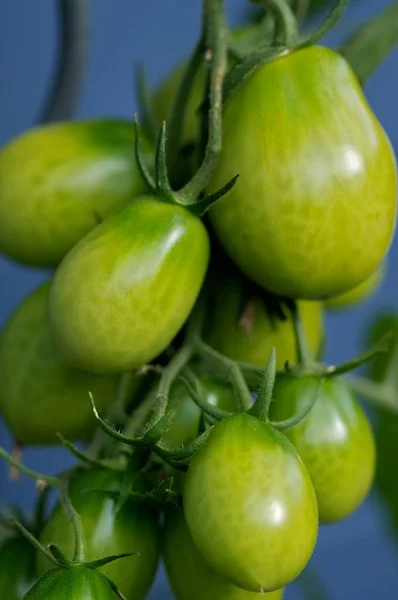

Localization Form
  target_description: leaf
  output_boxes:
[340,2,398,86]
[365,312,398,535]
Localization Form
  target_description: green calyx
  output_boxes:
[133,0,239,217]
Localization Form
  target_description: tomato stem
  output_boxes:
[0,447,59,488]
[175,0,228,205]
[38,0,89,123]
[323,331,393,378]
[299,0,349,48]
[266,0,299,48]
[289,300,314,368]
[59,482,86,563]
[167,36,205,166]
[271,378,324,430]
[13,521,60,567]
[194,338,253,410]
[248,348,276,421]
[181,369,233,420]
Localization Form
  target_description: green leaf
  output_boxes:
[340,2,398,86]
[365,312,398,536]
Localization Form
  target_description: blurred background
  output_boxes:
[1,1,397,598]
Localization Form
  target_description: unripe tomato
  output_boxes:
[205,271,323,380]
[37,468,160,600]
[0,535,37,600]
[209,46,397,300]
[0,282,119,445]
[184,414,318,592]
[271,375,376,523]
[25,566,116,600]
[0,120,153,268]
[50,195,209,374]
[163,510,284,600]
[324,265,385,310]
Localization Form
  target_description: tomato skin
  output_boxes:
[183,414,318,592]
[210,46,397,300]
[205,271,323,378]
[37,468,160,600]
[0,120,153,268]
[25,566,116,600]
[163,510,284,600]
[50,195,209,374]
[324,265,384,310]
[0,282,119,445]
[271,376,376,523]
[0,536,37,600]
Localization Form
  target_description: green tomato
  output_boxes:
[271,375,376,523]
[37,468,160,600]
[50,195,209,374]
[184,414,318,592]
[0,535,37,600]
[0,120,153,268]
[25,566,117,600]
[205,270,323,378]
[209,46,397,300]
[163,509,284,600]
[324,265,385,310]
[0,282,119,445]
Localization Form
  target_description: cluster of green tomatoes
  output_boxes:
[0,1,397,599]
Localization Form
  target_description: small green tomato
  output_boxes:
[184,413,318,592]
[271,375,376,523]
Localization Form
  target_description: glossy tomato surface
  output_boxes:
[37,468,160,600]
[163,510,284,600]
[205,270,323,376]
[0,120,153,267]
[210,46,397,299]
[271,375,376,523]
[0,282,118,445]
[184,414,318,592]
[50,195,209,374]
[324,265,385,310]
[25,566,116,600]
[0,535,37,600]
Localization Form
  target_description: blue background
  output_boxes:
[1,1,398,598]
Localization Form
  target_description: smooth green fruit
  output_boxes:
[271,375,376,523]
[184,414,318,592]
[163,510,284,600]
[0,536,37,600]
[0,120,153,267]
[38,469,160,600]
[25,566,117,600]
[210,46,397,299]
[0,282,118,445]
[205,270,323,378]
[324,265,385,310]
[50,195,209,374]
